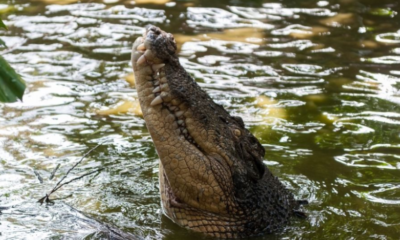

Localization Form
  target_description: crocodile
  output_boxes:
[131,25,306,239]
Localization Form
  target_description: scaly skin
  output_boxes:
[131,26,305,239]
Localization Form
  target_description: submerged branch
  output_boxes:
[49,163,60,180]
[52,168,104,194]
[38,142,106,205]
[34,170,43,184]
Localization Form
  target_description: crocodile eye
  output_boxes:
[150,26,161,35]
[168,33,176,44]
[234,129,241,137]
[166,34,177,54]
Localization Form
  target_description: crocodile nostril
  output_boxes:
[149,26,161,35]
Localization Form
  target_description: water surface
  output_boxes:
[1,0,400,239]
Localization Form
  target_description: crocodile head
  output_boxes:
[131,26,304,239]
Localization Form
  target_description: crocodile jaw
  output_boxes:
[131,27,234,234]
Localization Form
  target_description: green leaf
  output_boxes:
[0,38,6,48]
[0,55,26,102]
[0,19,7,30]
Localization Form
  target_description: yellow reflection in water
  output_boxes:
[97,100,142,116]
[133,0,170,4]
[124,73,136,87]
[174,28,264,49]
[320,13,356,27]
[304,94,328,104]
[75,197,102,212]
[0,5,14,14]
[289,26,329,39]
[359,40,379,48]
[31,0,79,4]
[256,96,287,119]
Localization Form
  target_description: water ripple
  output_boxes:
[229,5,334,19]
[187,7,274,29]
[274,121,324,134]
[12,15,78,35]
[359,185,400,204]
[376,31,400,44]
[267,40,318,50]
[283,64,342,76]
[72,5,166,22]
[181,39,259,55]
[335,153,400,169]
[46,3,106,13]
[2,0,400,239]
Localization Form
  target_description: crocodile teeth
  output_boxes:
[160,77,167,83]
[160,91,171,101]
[137,55,147,65]
[175,111,184,117]
[150,96,163,106]
[152,86,161,93]
[152,63,165,72]
[137,43,146,51]
[144,49,155,60]
[160,83,169,91]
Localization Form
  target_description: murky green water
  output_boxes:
[1,0,400,239]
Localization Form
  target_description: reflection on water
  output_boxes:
[1,0,400,239]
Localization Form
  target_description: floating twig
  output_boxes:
[49,163,60,180]
[38,142,106,205]
[51,168,104,194]
[34,170,43,184]
[0,206,10,214]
